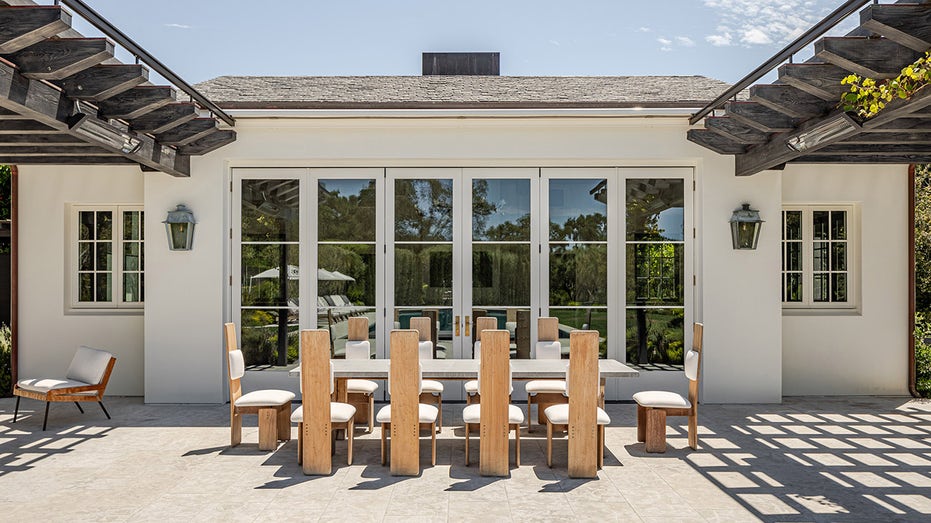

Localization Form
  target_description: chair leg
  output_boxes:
[598,425,604,469]
[98,401,111,420]
[431,422,436,466]
[74,402,84,414]
[12,396,19,423]
[464,422,470,466]
[688,411,698,450]
[278,404,291,441]
[645,408,667,453]
[231,408,242,447]
[368,394,375,433]
[527,395,532,431]
[42,401,50,431]
[637,405,646,443]
[514,424,521,468]
[546,421,553,467]
[297,422,303,465]
[258,408,277,451]
[437,394,442,432]
[347,418,354,465]
[381,423,388,466]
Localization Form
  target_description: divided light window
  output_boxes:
[782,205,857,309]
[71,205,144,309]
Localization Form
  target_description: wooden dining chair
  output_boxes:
[224,323,295,450]
[544,330,609,478]
[526,317,567,432]
[344,317,378,433]
[633,322,704,453]
[463,317,499,404]
[411,316,443,431]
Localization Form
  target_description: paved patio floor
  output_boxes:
[1,396,931,522]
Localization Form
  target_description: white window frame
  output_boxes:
[68,204,144,311]
[782,204,859,311]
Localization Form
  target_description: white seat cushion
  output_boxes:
[543,404,611,425]
[290,402,356,423]
[526,379,567,394]
[375,403,439,424]
[463,380,478,394]
[65,346,114,385]
[462,403,525,425]
[632,390,691,409]
[346,379,379,394]
[418,341,434,361]
[234,389,295,407]
[17,378,97,395]
[421,380,444,394]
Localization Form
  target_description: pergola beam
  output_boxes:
[178,129,236,155]
[685,129,747,155]
[777,63,851,101]
[154,118,217,146]
[129,103,197,134]
[6,38,115,81]
[704,117,770,144]
[723,102,798,133]
[860,4,931,52]
[0,6,71,54]
[815,36,922,79]
[749,84,832,119]
[96,86,176,120]
[58,64,148,101]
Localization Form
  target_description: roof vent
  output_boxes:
[422,53,500,76]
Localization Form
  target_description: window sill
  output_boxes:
[782,307,861,317]
[65,307,144,316]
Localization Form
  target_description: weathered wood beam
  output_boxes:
[777,63,851,101]
[0,120,58,133]
[704,117,770,144]
[0,155,133,164]
[815,36,921,79]
[154,118,217,146]
[0,133,87,145]
[58,64,148,101]
[178,129,236,155]
[793,154,931,164]
[96,86,176,120]
[841,131,931,144]
[860,4,931,52]
[0,6,71,54]
[811,143,931,155]
[129,102,197,134]
[749,84,832,119]
[686,129,747,155]
[5,38,114,80]
[0,145,119,156]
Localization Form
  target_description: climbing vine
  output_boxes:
[841,51,931,118]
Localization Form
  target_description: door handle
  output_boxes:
[454,315,460,337]
[465,315,471,337]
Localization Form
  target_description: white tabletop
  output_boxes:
[288,358,639,379]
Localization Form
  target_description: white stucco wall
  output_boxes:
[17,165,144,396]
[782,164,909,395]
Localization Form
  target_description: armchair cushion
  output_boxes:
[344,341,371,361]
[291,402,356,424]
[684,349,700,381]
[632,390,691,409]
[234,389,295,407]
[543,404,611,425]
[17,378,97,395]
[464,380,478,395]
[375,403,438,424]
[526,379,567,394]
[418,341,434,361]
[65,346,114,385]
[462,404,525,425]
[347,379,379,394]
[421,379,444,394]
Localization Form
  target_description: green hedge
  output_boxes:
[0,324,10,397]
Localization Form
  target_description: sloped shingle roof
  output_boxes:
[195,75,732,109]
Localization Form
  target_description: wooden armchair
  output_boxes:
[463,317,499,404]
[526,317,566,431]
[412,316,443,431]
[13,346,116,431]
[344,317,378,433]
[633,323,704,453]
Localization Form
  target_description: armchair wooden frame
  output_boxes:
[12,355,116,431]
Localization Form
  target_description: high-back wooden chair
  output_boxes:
[633,323,704,452]
[411,316,444,431]
[526,317,566,431]
[344,317,378,432]
[543,330,610,478]
[293,329,356,474]
[375,330,438,476]
[224,323,294,450]
[464,316,499,404]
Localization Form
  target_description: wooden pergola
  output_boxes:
[688,1,931,177]
[0,0,236,177]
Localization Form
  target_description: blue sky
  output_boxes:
[72,0,850,84]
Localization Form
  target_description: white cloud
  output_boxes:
[701,0,834,47]
[657,37,673,52]
[676,36,696,47]
[548,39,561,47]
[164,23,192,29]
[638,27,652,33]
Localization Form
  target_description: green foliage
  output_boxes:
[841,51,931,118]
[917,166,931,313]
[0,324,11,397]
[916,314,931,398]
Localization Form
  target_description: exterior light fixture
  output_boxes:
[163,204,195,251]
[785,113,860,152]
[69,113,143,154]
[730,203,763,250]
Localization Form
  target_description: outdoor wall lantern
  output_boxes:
[730,203,763,250]
[163,204,196,251]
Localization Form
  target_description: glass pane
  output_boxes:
[395,179,453,242]
[626,179,684,241]
[626,243,684,306]
[626,308,685,366]
[319,179,376,242]
[784,211,801,241]
[831,211,847,240]
[319,244,376,308]
[123,273,140,302]
[832,273,848,302]
[240,309,299,367]
[95,242,112,271]
[241,179,300,242]
[813,273,829,302]
[96,211,112,240]
[472,179,531,241]
[785,273,803,302]
[472,244,531,307]
[550,308,608,358]
[785,242,802,272]
[813,242,828,271]
[241,244,299,307]
[123,211,139,240]
[813,211,829,240]
[79,243,92,271]
[123,242,140,271]
[549,179,607,241]
[832,243,847,271]
[95,273,111,302]
[140,211,144,240]
[395,244,453,306]
[549,244,607,306]
[79,273,93,302]
[80,211,94,240]
[140,273,144,302]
